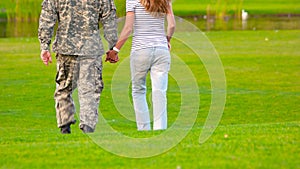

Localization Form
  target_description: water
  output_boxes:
[0,15,299,38]
[185,14,300,31]
[0,19,39,38]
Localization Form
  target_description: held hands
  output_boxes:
[105,50,119,63]
[168,42,171,51]
[40,50,52,66]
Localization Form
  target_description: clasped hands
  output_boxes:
[105,50,119,63]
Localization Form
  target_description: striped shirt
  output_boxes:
[126,0,168,51]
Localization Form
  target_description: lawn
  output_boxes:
[0,28,299,168]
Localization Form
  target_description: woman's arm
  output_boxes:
[166,2,176,41]
[115,11,135,50]
[106,11,134,63]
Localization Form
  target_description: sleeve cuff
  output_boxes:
[40,43,50,51]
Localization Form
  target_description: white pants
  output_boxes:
[130,47,170,130]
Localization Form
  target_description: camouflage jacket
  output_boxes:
[38,0,118,56]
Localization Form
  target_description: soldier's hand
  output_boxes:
[105,50,119,63]
[40,50,52,66]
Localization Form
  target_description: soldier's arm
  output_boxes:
[38,0,57,52]
[99,0,118,50]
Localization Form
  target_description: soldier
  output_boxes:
[38,0,119,134]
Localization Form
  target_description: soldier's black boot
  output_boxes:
[60,125,71,134]
[60,120,76,134]
[80,124,94,133]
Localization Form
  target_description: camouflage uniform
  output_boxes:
[38,0,118,130]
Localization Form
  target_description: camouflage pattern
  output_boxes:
[54,54,78,128]
[38,0,118,55]
[55,54,103,129]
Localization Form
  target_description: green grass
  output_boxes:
[0,30,299,168]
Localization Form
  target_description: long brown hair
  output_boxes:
[140,0,171,17]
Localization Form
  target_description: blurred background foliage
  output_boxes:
[0,0,126,21]
[1,0,299,22]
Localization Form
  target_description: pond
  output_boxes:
[0,14,299,38]
[186,14,300,31]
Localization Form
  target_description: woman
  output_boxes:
[108,0,175,130]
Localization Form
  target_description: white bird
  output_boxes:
[242,9,248,21]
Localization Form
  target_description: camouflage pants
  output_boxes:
[54,54,103,130]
